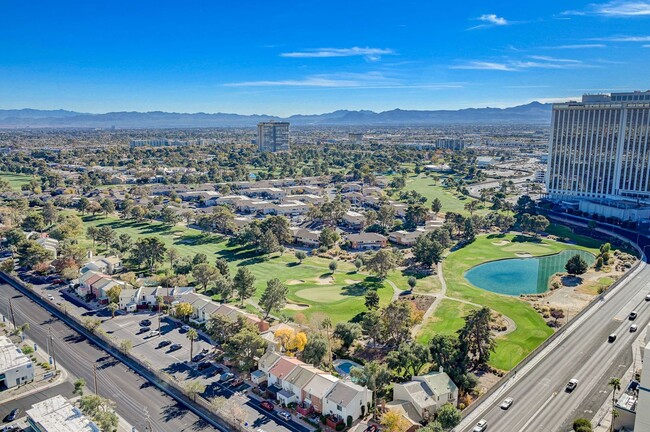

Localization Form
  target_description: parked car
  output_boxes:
[473,419,488,432]
[6,409,20,422]
[192,353,206,362]
[629,311,638,320]
[180,325,191,333]
[158,340,172,348]
[500,398,514,410]
[148,330,160,337]
[364,425,378,432]
[221,372,234,382]
[197,362,212,371]
[631,324,639,332]
[169,343,182,352]
[260,401,274,411]
[278,411,291,421]
[566,378,579,392]
[138,327,151,334]
[48,294,54,301]
[140,319,152,327]
[230,378,244,387]
[1,425,19,432]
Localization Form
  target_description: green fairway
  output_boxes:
[397,174,486,216]
[0,172,35,191]
[77,213,394,322]
[416,299,479,344]
[419,233,600,370]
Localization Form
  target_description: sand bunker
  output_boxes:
[515,252,533,257]
[284,303,310,310]
[492,240,510,246]
[314,276,334,285]
[286,280,305,285]
[344,279,359,285]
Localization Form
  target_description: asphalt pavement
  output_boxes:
[0,283,219,432]
[0,381,74,425]
[457,258,650,432]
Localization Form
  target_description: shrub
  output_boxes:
[347,415,353,427]
[573,418,592,431]
[336,422,346,431]
[21,345,34,355]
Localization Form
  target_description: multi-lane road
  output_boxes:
[0,283,219,432]
[458,240,650,431]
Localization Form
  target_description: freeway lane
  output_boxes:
[457,261,650,432]
[0,283,219,432]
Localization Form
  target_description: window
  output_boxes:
[337,405,342,411]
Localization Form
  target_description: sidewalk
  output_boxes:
[0,313,69,405]
[593,327,645,432]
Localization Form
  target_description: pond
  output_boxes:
[464,249,595,296]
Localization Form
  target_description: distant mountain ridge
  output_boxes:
[0,102,552,128]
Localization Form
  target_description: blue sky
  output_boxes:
[1,0,650,115]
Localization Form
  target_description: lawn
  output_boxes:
[0,172,35,191]
[76,213,394,322]
[418,232,600,370]
[416,299,479,344]
[397,174,487,216]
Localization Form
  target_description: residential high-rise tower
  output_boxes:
[257,121,290,152]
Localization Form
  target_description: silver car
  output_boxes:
[473,419,488,432]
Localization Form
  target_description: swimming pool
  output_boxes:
[333,359,362,376]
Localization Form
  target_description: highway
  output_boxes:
[0,283,219,432]
[458,254,650,431]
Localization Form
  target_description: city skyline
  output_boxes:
[1,0,650,115]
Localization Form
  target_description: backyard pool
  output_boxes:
[464,249,595,296]
[333,359,362,377]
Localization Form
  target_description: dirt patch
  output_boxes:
[400,294,435,312]
[492,240,510,246]
[284,303,310,310]
[286,280,305,285]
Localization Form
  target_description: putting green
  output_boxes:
[501,243,551,254]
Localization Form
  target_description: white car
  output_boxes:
[473,419,488,432]
[630,324,638,332]
[500,397,514,410]
[149,330,160,337]
[48,294,54,301]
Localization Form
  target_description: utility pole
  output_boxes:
[93,363,98,395]
[143,407,152,432]
[8,297,16,329]
[48,328,57,371]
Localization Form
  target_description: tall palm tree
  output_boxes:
[187,328,198,361]
[320,318,333,369]
[609,377,621,432]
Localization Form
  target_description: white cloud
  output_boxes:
[564,1,650,17]
[644,44,650,47]
[543,44,607,49]
[590,35,650,41]
[280,47,394,61]
[225,72,463,89]
[452,56,593,72]
[468,14,510,30]
[451,61,518,71]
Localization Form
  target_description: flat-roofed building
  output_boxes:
[26,395,101,432]
[258,122,290,152]
[547,91,650,221]
[0,335,34,389]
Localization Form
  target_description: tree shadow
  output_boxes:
[161,403,189,422]
[512,234,542,244]
[487,233,506,239]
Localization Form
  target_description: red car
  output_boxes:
[260,401,274,412]
[364,425,378,432]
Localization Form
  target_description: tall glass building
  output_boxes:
[257,121,290,152]
[546,91,650,220]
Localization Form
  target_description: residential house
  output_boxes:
[302,373,339,414]
[273,200,310,217]
[346,233,387,250]
[283,194,325,206]
[324,380,372,422]
[267,357,304,388]
[291,228,321,247]
[278,364,323,405]
[342,210,365,229]
[35,236,59,259]
[182,292,269,331]
[389,370,459,424]
[388,228,428,246]
[389,202,408,217]
[82,255,122,275]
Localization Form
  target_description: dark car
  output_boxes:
[140,319,152,327]
[6,408,20,422]
[138,326,151,334]
[158,340,172,348]
[169,343,182,352]
[260,401,274,411]
[230,378,244,387]
[629,311,638,320]
[212,367,224,376]
[192,353,206,362]
[197,362,212,371]
[364,425,378,432]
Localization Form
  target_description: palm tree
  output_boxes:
[187,328,198,361]
[320,318,333,369]
[609,377,621,432]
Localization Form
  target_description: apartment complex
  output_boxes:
[258,121,290,152]
[435,138,465,151]
[0,335,34,389]
[546,91,650,221]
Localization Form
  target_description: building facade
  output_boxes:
[257,122,290,152]
[0,335,34,389]
[546,91,650,221]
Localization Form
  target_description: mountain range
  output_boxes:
[0,102,552,128]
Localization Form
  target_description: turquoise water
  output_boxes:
[335,360,361,375]
[464,250,595,296]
